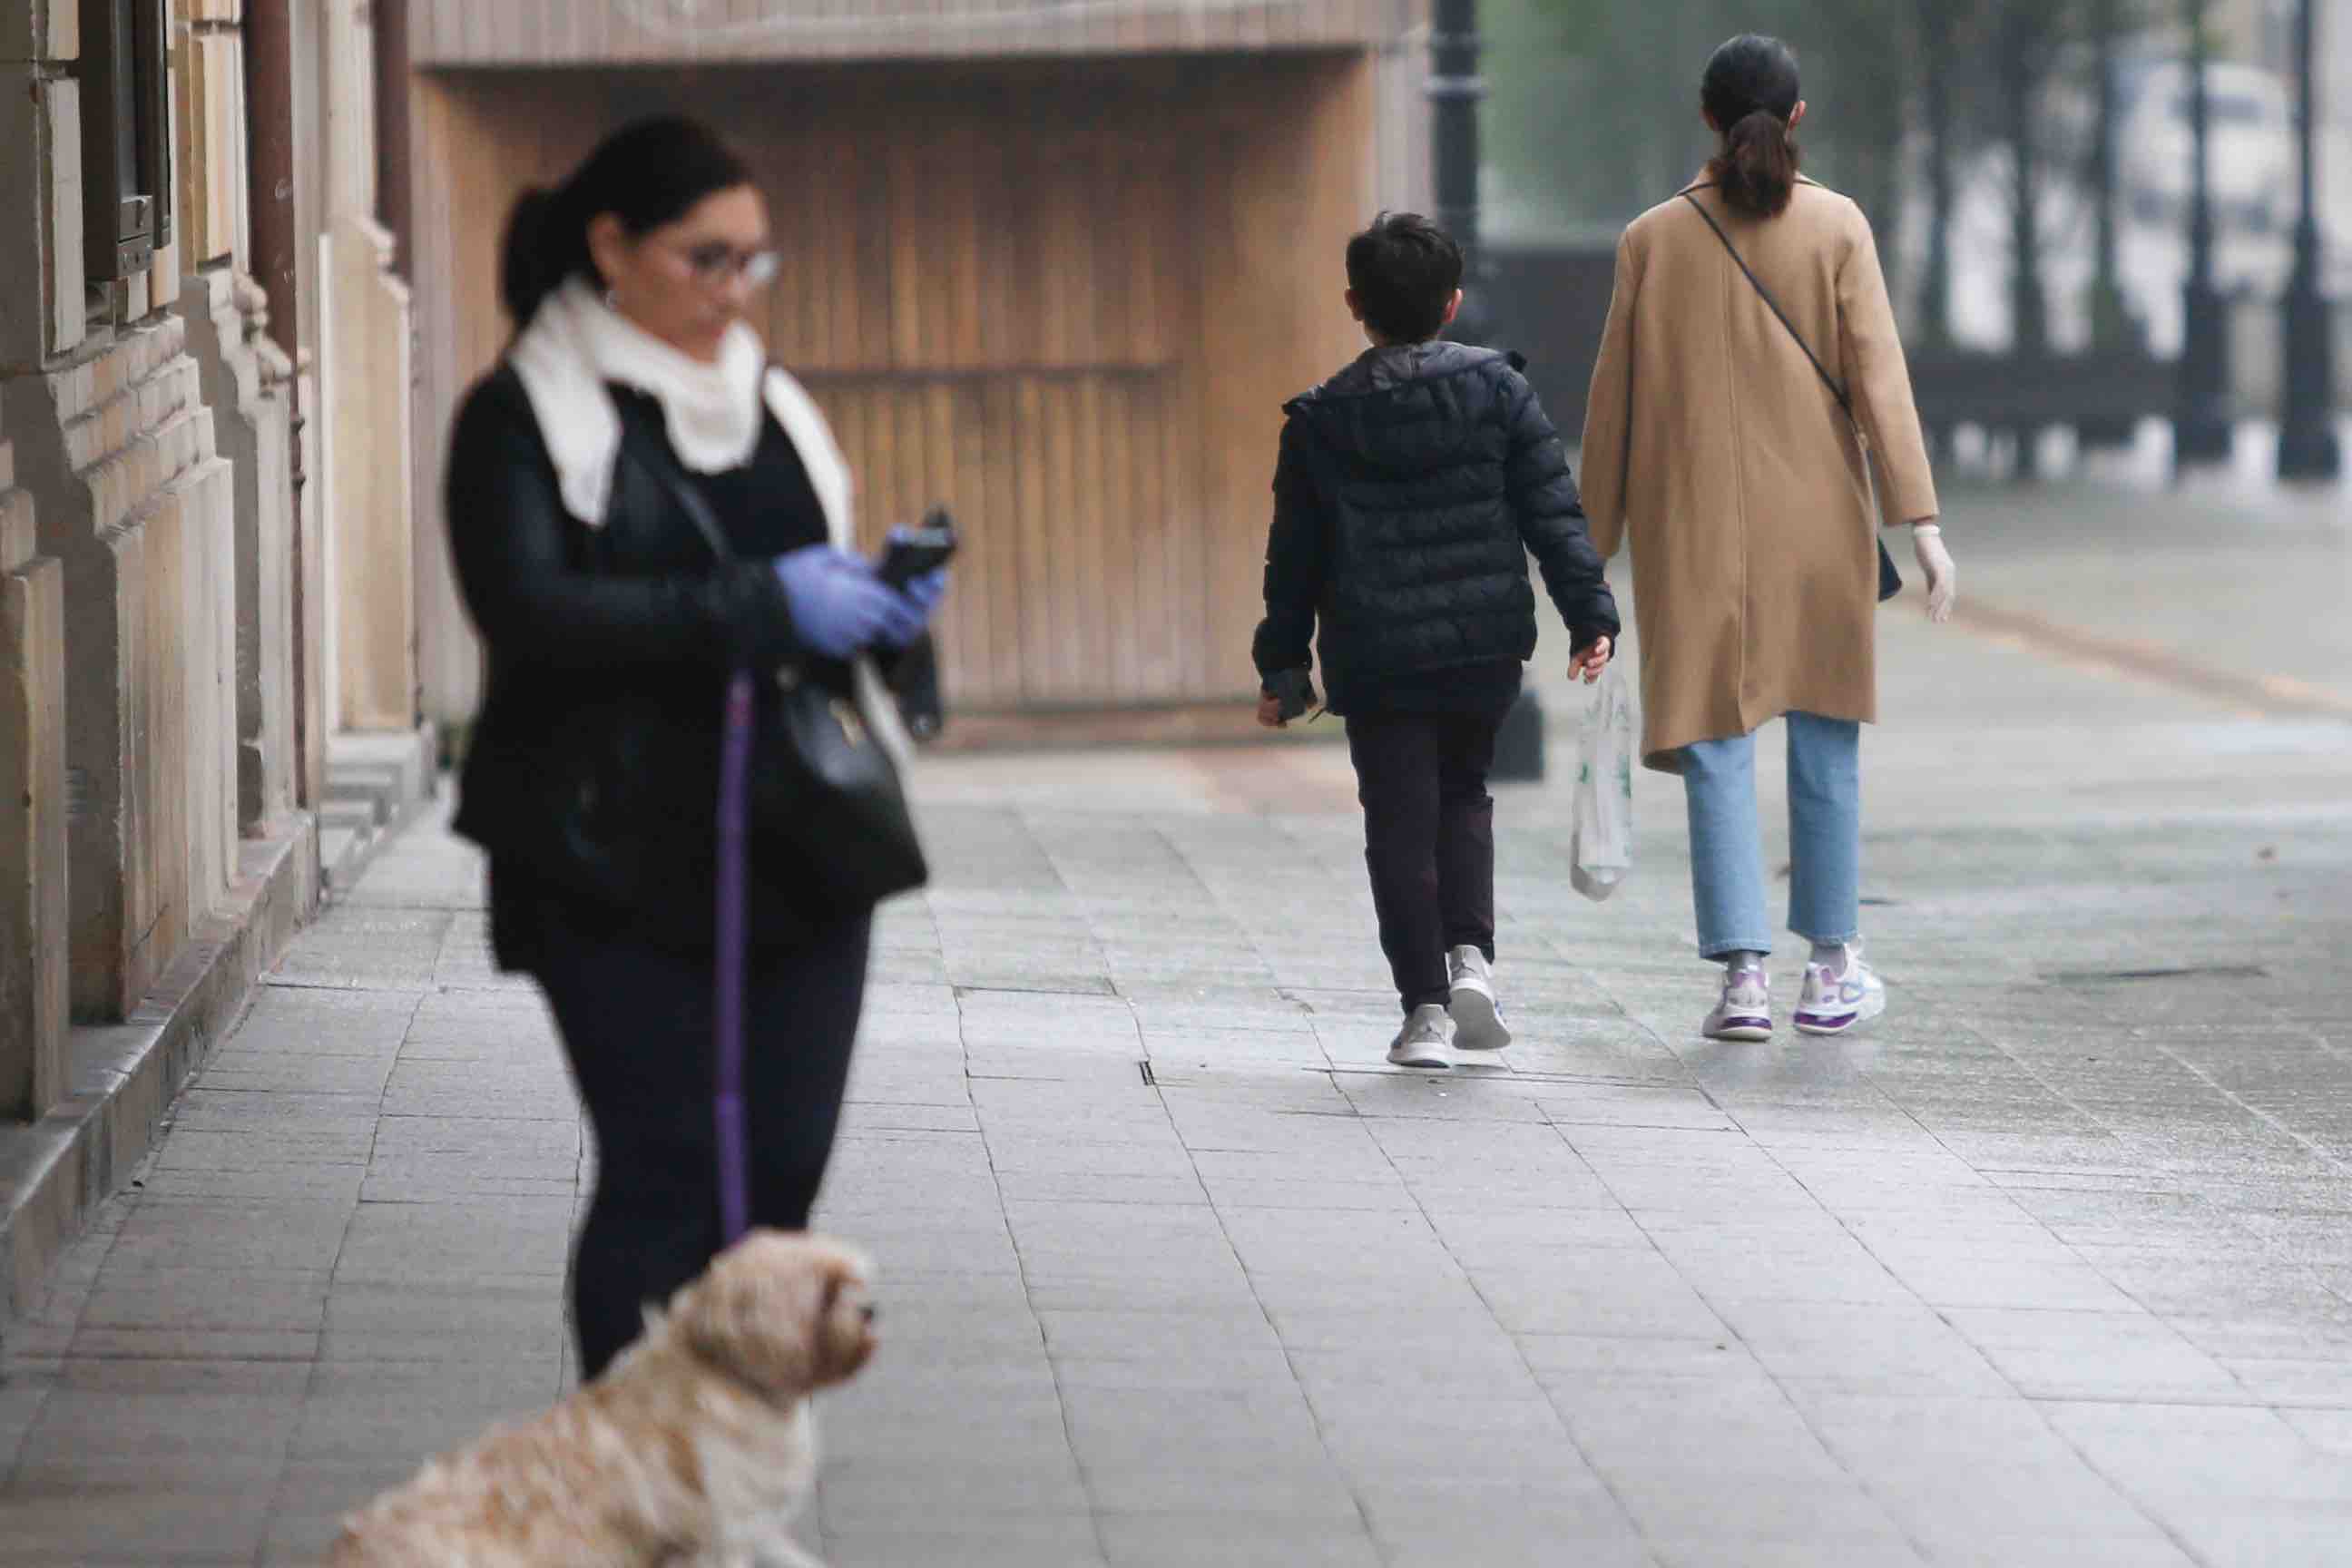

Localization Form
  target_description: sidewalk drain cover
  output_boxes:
[2045,965,2269,985]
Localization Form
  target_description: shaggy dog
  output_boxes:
[326,1230,877,1568]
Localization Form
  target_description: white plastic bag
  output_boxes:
[1570,662,1635,901]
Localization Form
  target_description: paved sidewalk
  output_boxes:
[7,576,2352,1565]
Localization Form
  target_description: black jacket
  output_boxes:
[446,367,831,955]
[1251,343,1620,714]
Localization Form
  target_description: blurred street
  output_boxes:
[5,484,2352,1568]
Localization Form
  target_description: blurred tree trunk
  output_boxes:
[1915,0,1962,348]
[1804,0,1909,286]
[2000,3,2052,367]
[1995,0,2062,473]
[2086,0,2132,350]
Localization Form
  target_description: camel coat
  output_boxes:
[1580,176,1937,771]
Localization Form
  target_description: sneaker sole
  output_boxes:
[1450,986,1512,1052]
[1795,993,1886,1037]
[1705,1016,1773,1043]
[1387,1047,1453,1071]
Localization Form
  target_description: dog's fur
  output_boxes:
[326,1230,877,1568]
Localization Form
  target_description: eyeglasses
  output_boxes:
[659,240,780,291]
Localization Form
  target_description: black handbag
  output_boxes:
[1681,191,1905,603]
[622,418,930,926]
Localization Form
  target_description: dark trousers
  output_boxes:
[1346,710,1503,1014]
[531,903,872,1381]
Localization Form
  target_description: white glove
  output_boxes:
[1912,523,1956,623]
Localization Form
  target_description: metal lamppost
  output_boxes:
[2278,0,2341,480]
[2083,0,2141,449]
[1429,0,1546,780]
[1430,0,1492,346]
[2176,0,2235,467]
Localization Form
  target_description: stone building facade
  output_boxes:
[0,0,427,1315]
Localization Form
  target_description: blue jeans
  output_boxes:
[1680,713,1861,960]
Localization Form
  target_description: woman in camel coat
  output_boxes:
[1580,34,1958,1044]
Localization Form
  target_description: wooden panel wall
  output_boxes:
[409,0,1404,66]
[412,55,1374,716]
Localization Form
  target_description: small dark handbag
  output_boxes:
[623,421,929,925]
[1681,191,1904,603]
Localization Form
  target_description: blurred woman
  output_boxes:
[444,116,946,1378]
[1580,34,1958,1044]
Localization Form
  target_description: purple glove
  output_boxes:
[771,546,924,660]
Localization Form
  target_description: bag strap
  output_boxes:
[612,405,740,564]
[1681,189,1904,602]
[1680,190,1855,425]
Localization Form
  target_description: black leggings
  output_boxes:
[531,903,872,1381]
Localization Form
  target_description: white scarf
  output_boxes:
[508,276,852,543]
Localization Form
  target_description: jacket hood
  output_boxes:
[1286,341,1522,470]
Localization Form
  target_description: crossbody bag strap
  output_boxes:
[1680,190,1856,426]
[1681,190,1904,603]
[612,406,740,564]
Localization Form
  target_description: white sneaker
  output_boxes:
[1447,946,1512,1052]
[1388,1004,1455,1070]
[1703,967,1773,1043]
[1795,944,1887,1036]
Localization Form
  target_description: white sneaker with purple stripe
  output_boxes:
[1795,945,1887,1036]
[1703,968,1773,1043]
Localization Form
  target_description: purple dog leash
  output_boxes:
[713,669,757,1246]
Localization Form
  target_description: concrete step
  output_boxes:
[319,725,440,897]
[323,763,404,824]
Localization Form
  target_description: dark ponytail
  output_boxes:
[499,185,582,327]
[496,115,757,328]
[1701,34,1803,219]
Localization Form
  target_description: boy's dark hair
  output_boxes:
[1345,213,1464,344]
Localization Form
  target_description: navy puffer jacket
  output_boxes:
[1252,342,1619,714]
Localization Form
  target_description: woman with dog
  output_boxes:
[443,116,946,1379]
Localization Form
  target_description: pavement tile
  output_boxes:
[319,1280,566,1363]
[1096,1515,1381,1567]
[0,1485,279,1564]
[1942,1307,2249,1402]
[1377,1528,1657,1568]
[102,1197,355,1275]
[151,1126,377,1173]
[1645,1529,1928,1568]
[1079,1459,1362,1521]
[329,1196,575,1286]
[826,1517,1106,1568]
[1716,1300,2014,1396]
[818,1454,1093,1527]
[1034,1300,1270,1346]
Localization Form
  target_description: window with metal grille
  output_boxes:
[77,0,173,283]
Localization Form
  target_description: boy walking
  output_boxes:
[1255,213,1620,1071]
